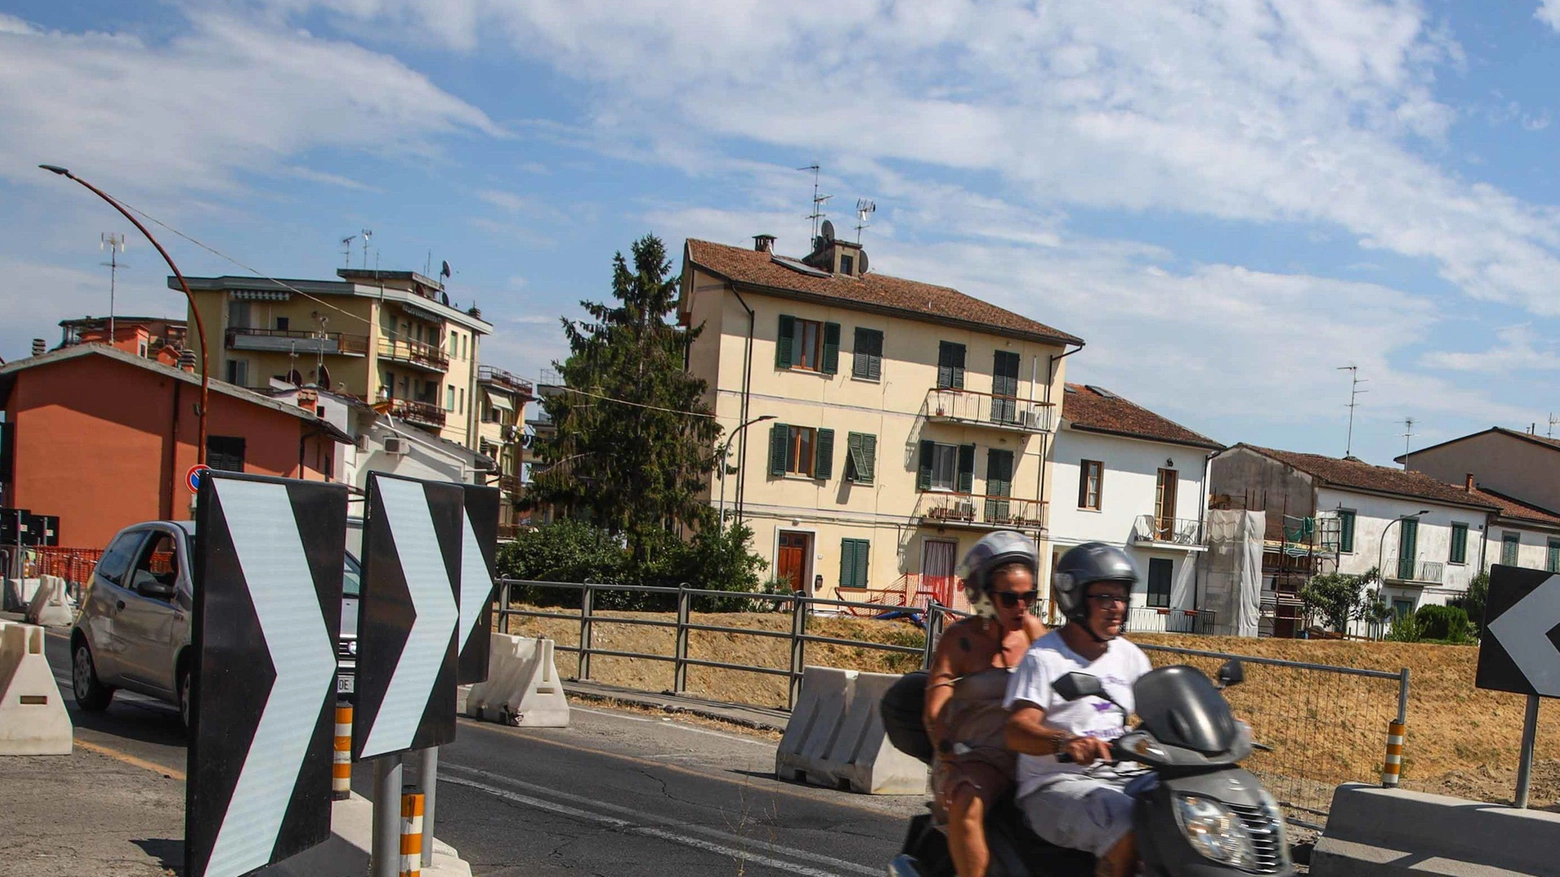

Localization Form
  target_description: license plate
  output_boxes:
[337,674,354,694]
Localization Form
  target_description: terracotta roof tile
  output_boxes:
[1237,444,1499,510]
[1468,486,1560,527]
[1061,383,1222,450]
[684,239,1083,346]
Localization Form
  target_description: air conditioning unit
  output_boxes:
[382,436,409,456]
[1022,409,1044,429]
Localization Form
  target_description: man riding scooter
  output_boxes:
[1004,543,1152,877]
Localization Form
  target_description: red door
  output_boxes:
[778,532,808,592]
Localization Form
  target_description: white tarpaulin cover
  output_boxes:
[1199,509,1264,637]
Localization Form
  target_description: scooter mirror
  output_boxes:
[1054,672,1104,701]
[1217,659,1245,688]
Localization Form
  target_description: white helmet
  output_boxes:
[957,531,1038,619]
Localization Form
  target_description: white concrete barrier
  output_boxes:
[255,792,471,877]
[3,578,43,613]
[776,666,928,795]
[463,634,569,727]
[25,575,74,627]
[0,622,72,755]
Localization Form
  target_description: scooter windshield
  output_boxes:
[1133,665,1239,755]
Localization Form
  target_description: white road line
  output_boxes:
[570,705,773,745]
[440,773,864,877]
[441,763,880,877]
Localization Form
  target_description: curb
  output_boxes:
[562,684,789,734]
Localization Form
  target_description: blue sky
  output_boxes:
[3,1,1560,469]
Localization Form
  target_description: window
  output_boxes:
[852,328,883,380]
[1078,460,1103,510]
[769,423,834,479]
[1393,599,1414,621]
[776,315,840,374]
[840,254,855,275]
[1146,558,1172,608]
[446,386,456,411]
[228,301,251,329]
[128,532,180,601]
[1338,510,1356,553]
[207,436,246,472]
[1502,532,1521,566]
[96,531,147,587]
[276,316,289,331]
[1548,538,1560,574]
[1449,523,1468,564]
[845,433,877,484]
[985,449,1014,522]
[937,341,966,389]
[991,350,1020,422]
[840,538,870,589]
[918,440,974,492]
[226,359,249,387]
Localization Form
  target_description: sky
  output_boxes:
[2,1,1560,469]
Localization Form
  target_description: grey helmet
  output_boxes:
[1052,542,1139,623]
[956,531,1038,619]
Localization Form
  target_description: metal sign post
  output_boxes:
[1474,564,1560,809]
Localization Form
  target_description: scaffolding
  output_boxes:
[1207,491,1341,637]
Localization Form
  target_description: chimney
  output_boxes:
[753,234,776,253]
[1465,474,1475,492]
[31,339,44,357]
[178,349,197,373]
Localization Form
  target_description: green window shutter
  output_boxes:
[957,444,975,493]
[1339,511,1355,553]
[986,449,1013,496]
[776,315,796,369]
[822,322,841,375]
[917,440,934,490]
[1450,524,1467,564]
[855,540,869,590]
[769,423,788,475]
[845,432,862,481]
[853,328,882,380]
[840,540,857,588]
[815,428,835,480]
[993,350,1020,397]
[862,434,877,483]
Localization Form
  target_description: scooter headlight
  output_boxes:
[1173,794,1258,870]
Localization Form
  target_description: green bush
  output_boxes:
[1384,613,1425,642]
[1414,604,1475,644]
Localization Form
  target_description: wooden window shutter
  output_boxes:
[957,444,975,493]
[862,434,877,483]
[839,540,857,589]
[769,423,788,475]
[855,540,869,591]
[815,428,835,480]
[822,322,841,375]
[776,315,796,369]
[918,440,935,490]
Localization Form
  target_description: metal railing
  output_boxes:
[925,388,1054,432]
[378,337,450,370]
[478,365,534,397]
[377,398,447,429]
[224,326,369,355]
[916,492,1047,530]
[1386,558,1444,585]
[1131,514,1203,547]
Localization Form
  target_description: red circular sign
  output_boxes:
[186,463,212,494]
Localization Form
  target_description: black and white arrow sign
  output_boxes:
[457,485,500,685]
[354,473,464,758]
[187,473,348,877]
[1476,564,1560,698]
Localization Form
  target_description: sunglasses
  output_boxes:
[994,590,1039,608]
[1085,593,1130,606]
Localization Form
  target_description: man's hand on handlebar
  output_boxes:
[1057,735,1113,765]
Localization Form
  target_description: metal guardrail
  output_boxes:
[925,388,1054,432]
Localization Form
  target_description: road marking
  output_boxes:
[76,738,185,781]
[440,772,868,877]
[570,705,771,745]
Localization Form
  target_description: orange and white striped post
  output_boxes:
[1381,719,1405,787]
[333,703,352,800]
[399,791,425,877]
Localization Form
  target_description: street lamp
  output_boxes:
[717,415,775,531]
[1375,509,1429,631]
[39,165,211,465]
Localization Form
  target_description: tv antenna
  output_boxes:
[1338,365,1368,457]
[1401,417,1417,459]
[1550,413,1559,438]
[341,235,355,268]
[854,199,876,243]
[361,229,373,270]
[798,165,830,243]
[100,233,127,343]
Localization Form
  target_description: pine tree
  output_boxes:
[526,234,720,559]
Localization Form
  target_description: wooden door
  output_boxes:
[778,532,808,592]
[1155,468,1179,539]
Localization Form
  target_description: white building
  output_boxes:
[1048,384,1222,632]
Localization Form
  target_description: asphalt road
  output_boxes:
[37,625,918,876]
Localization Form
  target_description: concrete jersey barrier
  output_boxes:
[1311,782,1560,877]
[25,575,74,627]
[776,666,928,795]
[463,633,569,727]
[0,622,73,755]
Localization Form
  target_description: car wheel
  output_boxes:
[178,665,192,732]
[72,641,114,711]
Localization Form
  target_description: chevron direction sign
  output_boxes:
[457,485,500,684]
[354,473,465,758]
[187,472,349,877]
[1476,564,1560,698]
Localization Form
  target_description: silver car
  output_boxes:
[69,520,361,728]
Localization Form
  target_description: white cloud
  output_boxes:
[1538,1,1560,32]
[0,255,180,360]
[1421,325,1560,374]
[0,12,499,196]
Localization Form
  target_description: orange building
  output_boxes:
[0,344,348,549]
[57,314,188,366]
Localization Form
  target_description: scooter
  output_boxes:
[883,660,1295,877]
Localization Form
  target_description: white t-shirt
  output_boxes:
[1002,630,1153,798]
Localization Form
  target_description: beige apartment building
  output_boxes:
[679,234,1083,606]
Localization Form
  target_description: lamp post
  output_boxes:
[39,165,210,465]
[1374,509,1429,634]
[717,415,775,532]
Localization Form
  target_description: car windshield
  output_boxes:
[343,552,362,598]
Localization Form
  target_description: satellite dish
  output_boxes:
[821,219,835,242]
[441,292,450,306]
[858,250,869,275]
[441,260,452,279]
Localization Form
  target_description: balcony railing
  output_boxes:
[917,492,1047,530]
[1387,558,1444,585]
[1131,515,1205,548]
[378,337,450,371]
[478,365,534,398]
[498,474,522,495]
[377,398,447,429]
[925,388,1054,433]
[225,327,369,356]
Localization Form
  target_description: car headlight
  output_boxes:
[1173,794,1257,869]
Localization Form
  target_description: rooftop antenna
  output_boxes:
[1338,365,1368,458]
[1548,413,1559,439]
[798,164,830,244]
[100,233,127,343]
[854,199,876,243]
[341,235,355,269]
[1401,417,1416,461]
[361,229,373,270]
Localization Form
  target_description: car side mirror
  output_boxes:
[1217,659,1244,688]
[138,581,174,600]
[1054,672,1104,701]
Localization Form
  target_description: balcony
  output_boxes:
[1131,515,1207,551]
[498,474,522,495]
[478,365,534,399]
[376,398,446,430]
[925,388,1054,433]
[225,327,369,356]
[916,492,1047,531]
[378,337,449,372]
[1386,559,1444,587]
